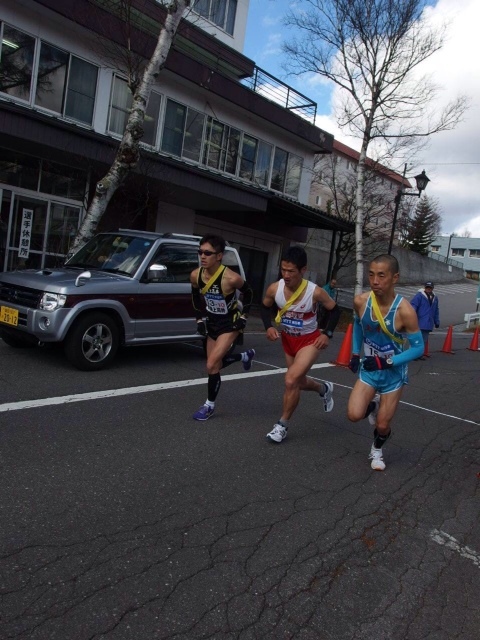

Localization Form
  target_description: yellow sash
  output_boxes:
[369,292,404,345]
[275,279,308,324]
[200,265,225,295]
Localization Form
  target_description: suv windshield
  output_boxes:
[65,234,154,276]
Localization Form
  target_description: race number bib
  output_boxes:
[205,293,228,315]
[364,337,395,359]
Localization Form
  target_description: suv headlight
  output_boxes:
[39,292,67,311]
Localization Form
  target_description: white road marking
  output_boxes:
[0,364,478,426]
[430,529,480,568]
[0,363,334,413]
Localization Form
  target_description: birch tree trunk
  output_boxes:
[354,142,368,296]
[69,0,190,255]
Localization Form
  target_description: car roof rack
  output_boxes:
[117,229,231,246]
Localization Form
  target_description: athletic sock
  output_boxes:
[364,400,376,419]
[207,373,221,402]
[373,428,391,449]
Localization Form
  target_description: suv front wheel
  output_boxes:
[64,312,120,371]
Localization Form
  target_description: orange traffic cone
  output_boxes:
[332,323,353,367]
[467,326,479,351]
[439,325,455,354]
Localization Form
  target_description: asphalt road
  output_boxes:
[0,303,479,639]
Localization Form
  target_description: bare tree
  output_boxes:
[283,0,469,293]
[69,0,191,255]
[311,154,392,278]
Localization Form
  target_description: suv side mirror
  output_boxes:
[75,271,91,287]
[148,264,167,281]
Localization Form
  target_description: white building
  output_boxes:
[0,0,353,301]
[430,236,480,280]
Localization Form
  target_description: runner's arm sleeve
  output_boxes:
[239,281,253,316]
[352,314,363,354]
[391,331,424,366]
[191,285,204,320]
[323,304,341,334]
[260,303,274,330]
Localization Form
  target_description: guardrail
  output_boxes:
[464,312,480,328]
[427,252,463,269]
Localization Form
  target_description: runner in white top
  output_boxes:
[260,246,341,443]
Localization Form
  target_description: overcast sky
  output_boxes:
[244,0,480,237]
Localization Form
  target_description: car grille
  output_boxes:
[0,283,42,309]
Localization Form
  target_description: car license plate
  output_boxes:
[0,305,19,326]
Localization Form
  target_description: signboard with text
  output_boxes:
[18,208,33,260]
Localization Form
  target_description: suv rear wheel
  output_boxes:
[64,312,120,371]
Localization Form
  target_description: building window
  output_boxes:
[431,245,440,252]
[193,0,237,35]
[108,76,161,146]
[0,147,87,200]
[0,23,98,125]
[451,248,465,257]
[254,140,273,186]
[0,24,35,101]
[284,152,303,198]
[239,134,257,182]
[271,148,287,193]
[315,195,322,206]
[161,99,205,162]
[469,249,480,258]
[160,102,303,198]
[203,117,240,174]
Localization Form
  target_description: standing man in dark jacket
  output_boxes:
[410,282,440,358]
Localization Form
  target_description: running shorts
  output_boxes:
[359,363,409,394]
[281,329,321,357]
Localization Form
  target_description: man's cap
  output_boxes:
[424,282,434,288]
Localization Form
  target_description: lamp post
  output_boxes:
[388,164,431,255]
[446,233,454,263]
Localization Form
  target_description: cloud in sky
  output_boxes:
[244,0,480,236]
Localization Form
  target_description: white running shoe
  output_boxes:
[266,423,287,443]
[369,444,386,471]
[321,381,334,412]
[368,394,380,427]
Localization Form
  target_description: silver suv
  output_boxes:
[0,230,245,370]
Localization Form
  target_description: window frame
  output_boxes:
[192,0,237,36]
[0,22,99,126]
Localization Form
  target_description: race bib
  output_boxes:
[205,293,228,315]
[364,337,395,359]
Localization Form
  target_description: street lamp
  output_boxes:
[446,233,454,263]
[388,164,431,254]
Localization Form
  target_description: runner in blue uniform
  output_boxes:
[347,255,424,470]
[190,234,254,421]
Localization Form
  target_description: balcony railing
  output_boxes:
[241,66,317,123]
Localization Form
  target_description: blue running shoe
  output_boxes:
[193,404,214,421]
[243,348,255,371]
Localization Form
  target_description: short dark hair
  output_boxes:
[200,234,225,254]
[281,246,307,270]
[370,254,399,275]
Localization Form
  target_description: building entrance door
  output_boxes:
[0,189,81,271]
[239,246,268,305]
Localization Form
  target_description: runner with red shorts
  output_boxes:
[260,246,341,443]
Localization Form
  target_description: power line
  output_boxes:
[420,162,480,166]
